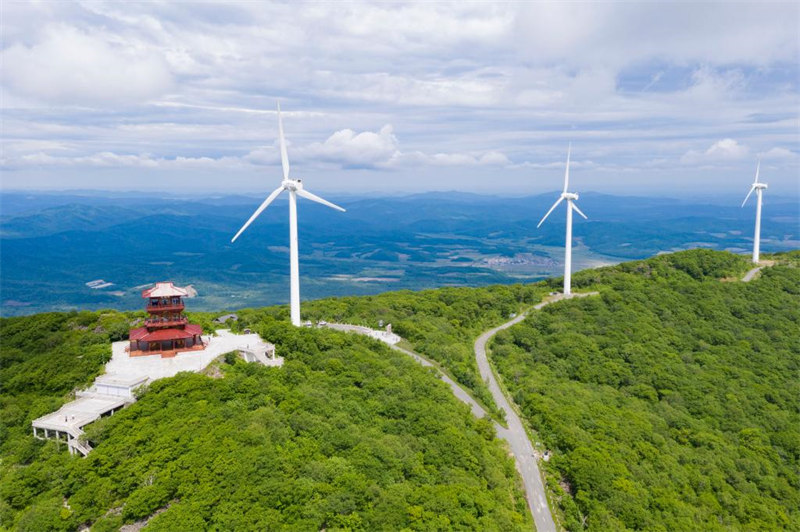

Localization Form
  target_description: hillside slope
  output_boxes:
[490,250,800,530]
[3,249,797,531]
[0,313,531,531]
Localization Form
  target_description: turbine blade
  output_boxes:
[563,143,571,193]
[277,102,290,181]
[754,159,760,184]
[296,188,346,212]
[231,186,285,242]
[741,185,755,207]
[571,201,588,220]
[537,196,564,228]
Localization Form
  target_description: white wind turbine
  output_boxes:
[741,160,768,264]
[232,103,345,326]
[537,144,588,296]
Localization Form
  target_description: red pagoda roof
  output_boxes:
[142,282,188,298]
[185,324,203,335]
[129,324,203,343]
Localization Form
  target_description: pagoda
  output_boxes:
[128,282,204,357]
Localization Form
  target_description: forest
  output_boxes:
[1,312,531,530]
[234,283,547,421]
[2,249,798,530]
[490,250,800,530]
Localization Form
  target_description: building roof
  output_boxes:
[142,282,189,298]
[185,324,203,335]
[94,374,149,387]
[129,324,203,342]
[139,329,196,342]
[129,327,148,341]
[129,326,202,342]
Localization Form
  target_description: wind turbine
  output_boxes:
[741,160,767,264]
[231,103,345,326]
[536,144,588,296]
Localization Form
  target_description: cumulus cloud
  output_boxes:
[758,147,798,160]
[391,150,511,167]
[681,139,749,165]
[705,139,749,160]
[3,124,512,173]
[304,125,400,167]
[1,2,797,192]
[2,151,242,170]
[2,25,173,105]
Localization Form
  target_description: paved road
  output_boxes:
[331,301,584,531]
[390,344,488,419]
[742,266,763,282]
[742,260,776,282]
[475,302,559,532]
[474,292,597,532]
[322,323,487,418]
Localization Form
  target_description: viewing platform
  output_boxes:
[32,329,282,456]
[144,316,188,328]
[320,322,401,345]
[32,394,131,456]
[145,302,185,312]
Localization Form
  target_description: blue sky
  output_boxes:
[1,2,798,197]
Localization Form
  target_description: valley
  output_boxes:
[2,192,797,316]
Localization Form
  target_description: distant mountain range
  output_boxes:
[1,191,797,316]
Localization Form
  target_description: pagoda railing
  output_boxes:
[146,302,185,312]
[144,317,188,328]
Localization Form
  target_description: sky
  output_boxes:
[1,1,798,198]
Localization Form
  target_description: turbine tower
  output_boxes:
[741,160,768,264]
[536,144,588,296]
[232,103,345,326]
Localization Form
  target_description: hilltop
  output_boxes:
[490,250,800,530]
[1,249,798,531]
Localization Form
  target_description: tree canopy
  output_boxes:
[491,250,800,530]
[1,311,530,531]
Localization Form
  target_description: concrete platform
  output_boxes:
[323,323,401,345]
[32,329,282,456]
[33,395,128,435]
[105,329,282,381]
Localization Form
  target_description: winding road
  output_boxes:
[475,299,561,532]
[742,261,773,282]
[329,296,592,531]
[475,292,596,531]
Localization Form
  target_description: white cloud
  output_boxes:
[0,2,797,193]
[2,124,512,172]
[514,3,799,68]
[2,25,173,105]
[299,126,512,169]
[681,139,749,165]
[387,149,511,168]
[705,139,749,160]
[759,147,798,160]
[3,151,242,170]
[303,125,399,166]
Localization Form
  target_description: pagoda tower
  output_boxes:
[128,282,204,358]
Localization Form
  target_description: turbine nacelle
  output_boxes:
[752,183,768,190]
[537,146,588,229]
[282,178,303,191]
